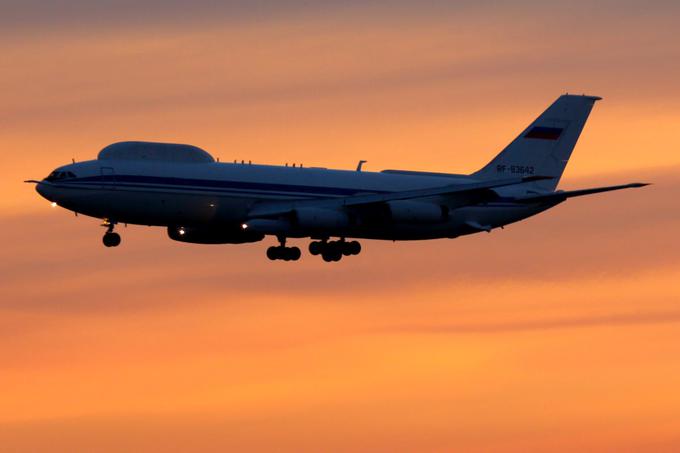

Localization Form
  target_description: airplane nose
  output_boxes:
[36,181,53,201]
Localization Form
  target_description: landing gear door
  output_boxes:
[100,166,116,190]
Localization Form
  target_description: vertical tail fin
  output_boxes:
[474,94,601,192]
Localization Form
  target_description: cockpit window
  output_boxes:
[45,171,77,181]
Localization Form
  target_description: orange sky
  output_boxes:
[2,2,680,451]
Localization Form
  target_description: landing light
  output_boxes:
[178,227,186,236]
[51,202,57,208]
[241,223,248,230]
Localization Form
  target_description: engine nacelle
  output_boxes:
[294,208,349,229]
[167,226,264,244]
[386,200,447,223]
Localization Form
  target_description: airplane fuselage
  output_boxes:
[37,158,553,241]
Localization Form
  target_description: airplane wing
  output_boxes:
[515,182,649,204]
[248,175,550,217]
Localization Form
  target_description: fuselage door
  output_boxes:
[100,166,116,190]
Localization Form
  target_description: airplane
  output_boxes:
[28,94,647,262]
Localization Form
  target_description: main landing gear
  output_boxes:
[102,221,121,247]
[265,237,361,262]
[309,239,361,262]
[267,236,301,261]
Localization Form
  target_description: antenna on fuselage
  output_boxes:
[356,160,367,171]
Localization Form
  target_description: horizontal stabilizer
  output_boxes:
[516,182,649,203]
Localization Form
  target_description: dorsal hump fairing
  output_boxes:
[98,141,215,164]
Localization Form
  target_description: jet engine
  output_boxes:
[167,225,264,244]
[386,200,447,223]
[294,208,349,229]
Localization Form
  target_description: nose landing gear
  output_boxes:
[102,221,121,247]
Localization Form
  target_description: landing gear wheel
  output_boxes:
[322,242,343,262]
[267,244,301,261]
[309,241,322,256]
[288,247,301,261]
[316,239,361,262]
[322,252,335,262]
[102,232,121,247]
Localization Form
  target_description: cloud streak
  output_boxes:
[2,3,680,450]
[392,310,680,335]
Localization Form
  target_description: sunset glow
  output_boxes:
[2,2,680,451]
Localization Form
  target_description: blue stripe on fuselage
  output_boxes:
[66,174,387,197]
